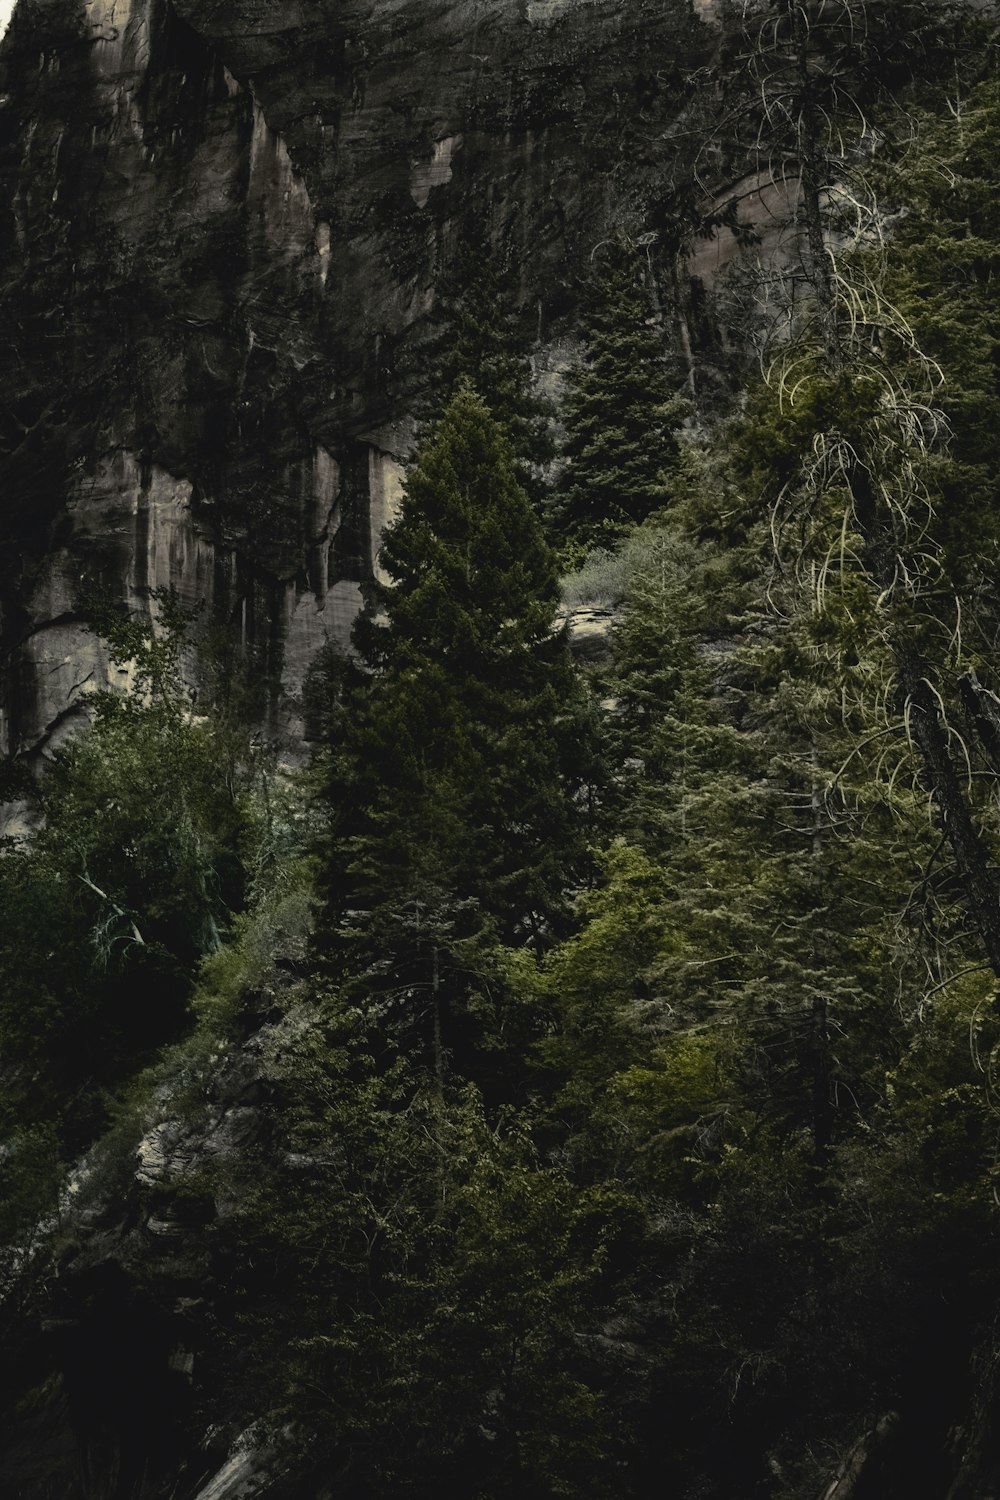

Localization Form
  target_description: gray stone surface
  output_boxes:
[0,0,723,760]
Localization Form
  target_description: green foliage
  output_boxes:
[191,863,317,1040]
[0,1124,61,1256]
[13,33,1000,1500]
[206,1003,637,1498]
[320,384,596,1078]
[0,599,279,1152]
[427,245,554,505]
[883,78,1000,597]
[554,239,687,549]
[521,396,1000,1488]
[534,841,677,1153]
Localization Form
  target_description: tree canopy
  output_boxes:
[319,382,596,1076]
[555,240,687,549]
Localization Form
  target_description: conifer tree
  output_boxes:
[427,245,554,507]
[320,383,594,1073]
[555,239,687,548]
[714,0,1000,983]
[886,78,1000,590]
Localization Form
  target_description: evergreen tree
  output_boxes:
[555,239,687,549]
[249,389,624,1489]
[714,0,971,355]
[213,1008,635,1500]
[320,383,595,1074]
[708,0,1000,985]
[886,78,1000,593]
[426,245,554,508]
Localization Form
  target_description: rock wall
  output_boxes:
[0,0,719,759]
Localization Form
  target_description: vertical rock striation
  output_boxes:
[0,0,716,756]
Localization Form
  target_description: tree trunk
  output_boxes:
[849,464,1000,980]
[959,668,1000,776]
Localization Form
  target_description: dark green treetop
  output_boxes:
[426,246,554,507]
[555,239,687,549]
[320,383,596,1071]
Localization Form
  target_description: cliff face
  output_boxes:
[9,8,1000,1500]
[0,0,713,762]
[0,11,728,1487]
[0,6,726,1488]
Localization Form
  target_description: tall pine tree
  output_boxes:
[423,244,554,514]
[320,383,595,1075]
[555,239,687,549]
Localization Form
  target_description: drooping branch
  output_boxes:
[746,0,1000,982]
[847,457,1000,980]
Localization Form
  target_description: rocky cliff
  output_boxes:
[0,11,727,1481]
[0,6,740,1491]
[0,0,720,764]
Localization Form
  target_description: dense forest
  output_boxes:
[9,0,1000,1496]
